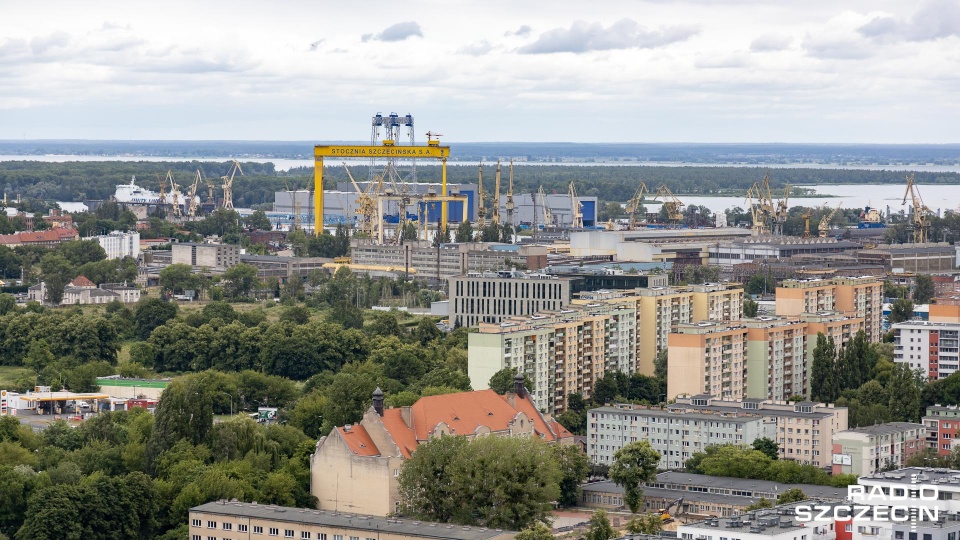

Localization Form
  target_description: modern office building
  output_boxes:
[588,395,847,469]
[448,271,572,327]
[893,321,960,380]
[831,422,926,476]
[350,239,548,279]
[667,321,749,401]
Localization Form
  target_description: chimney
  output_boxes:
[514,373,526,398]
[372,387,384,416]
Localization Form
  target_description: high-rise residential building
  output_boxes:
[86,230,140,260]
[667,321,749,401]
[800,311,865,370]
[448,271,572,328]
[831,422,926,476]
[635,287,695,375]
[468,297,636,413]
[743,316,810,401]
[690,282,744,323]
[776,277,883,343]
[893,320,960,380]
[923,405,960,457]
[588,395,847,469]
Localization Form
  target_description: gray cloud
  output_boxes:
[518,19,698,54]
[362,21,423,43]
[858,0,960,41]
[457,40,493,56]
[750,33,792,52]
[505,25,532,37]
[695,53,749,68]
[309,39,324,51]
[30,32,70,55]
[801,34,873,60]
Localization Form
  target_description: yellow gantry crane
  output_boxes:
[903,173,932,244]
[626,181,653,230]
[343,162,387,239]
[745,179,774,235]
[654,184,684,225]
[221,160,243,210]
[186,169,202,218]
[491,161,502,227]
[801,211,811,238]
[772,181,790,236]
[505,160,515,227]
[819,203,842,238]
[166,170,183,219]
[569,181,583,228]
[537,186,553,227]
[476,163,487,230]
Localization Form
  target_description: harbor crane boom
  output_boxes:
[819,203,842,237]
[221,160,243,210]
[569,181,583,229]
[902,173,932,244]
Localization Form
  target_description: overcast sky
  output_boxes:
[2,0,959,143]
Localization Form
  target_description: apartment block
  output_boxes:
[469,298,636,414]
[667,321,749,401]
[893,321,960,380]
[800,311,865,372]
[448,272,571,327]
[777,277,883,343]
[743,316,810,401]
[588,395,847,469]
[87,230,141,260]
[350,239,548,278]
[690,282,744,323]
[923,405,960,457]
[635,287,695,375]
[831,422,926,476]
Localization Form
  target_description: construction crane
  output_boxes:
[505,160,515,227]
[206,177,218,206]
[166,170,183,219]
[772,181,790,236]
[538,186,553,227]
[625,181,654,230]
[660,497,684,524]
[220,160,243,210]
[186,169,202,218]
[157,173,168,207]
[476,164,486,230]
[801,210,811,238]
[569,181,583,228]
[745,181,772,235]
[491,161,502,227]
[343,162,384,238]
[819,203,842,238]
[654,184,684,225]
[903,173,932,244]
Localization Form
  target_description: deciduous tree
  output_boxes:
[609,441,660,513]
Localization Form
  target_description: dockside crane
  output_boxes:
[186,169,202,218]
[903,173,932,244]
[221,160,243,210]
[819,203,842,238]
[654,184,685,226]
[745,181,772,235]
[491,161,502,227]
[625,181,655,230]
[802,210,811,238]
[476,164,487,230]
[166,170,183,219]
[772,181,790,236]
[505,160,515,226]
[343,162,383,239]
[569,181,583,228]
[538,186,553,227]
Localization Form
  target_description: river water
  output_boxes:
[2,154,959,215]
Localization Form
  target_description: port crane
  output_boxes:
[186,169,202,218]
[745,181,773,235]
[902,173,932,244]
[772,181,790,236]
[801,211,811,238]
[819,203,842,238]
[537,186,553,227]
[505,160,515,227]
[166,170,184,219]
[343,162,383,239]
[476,164,487,230]
[654,184,684,226]
[625,181,657,230]
[569,181,583,228]
[221,160,243,210]
[491,161,502,227]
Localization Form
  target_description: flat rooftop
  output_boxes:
[838,422,925,436]
[860,467,960,486]
[192,501,516,540]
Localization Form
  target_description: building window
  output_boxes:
[192,536,201,540]
[254,526,264,534]
[223,523,232,531]
[270,528,279,536]
[239,524,248,532]
[302,533,312,539]
[192,519,201,527]
[207,521,217,529]
[285,531,294,538]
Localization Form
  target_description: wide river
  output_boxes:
[2,154,959,215]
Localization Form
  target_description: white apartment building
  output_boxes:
[88,230,140,259]
[894,321,960,380]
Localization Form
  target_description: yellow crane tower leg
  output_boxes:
[314,157,324,236]
[441,157,448,231]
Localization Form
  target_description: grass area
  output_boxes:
[0,366,33,388]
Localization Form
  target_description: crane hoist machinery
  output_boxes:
[186,169,202,218]
[654,184,684,225]
[568,181,583,228]
[772,181,790,236]
[220,160,243,210]
[745,179,774,235]
[902,173,932,244]
[819,203,842,238]
[625,181,662,230]
[166,170,183,219]
[505,160,515,226]
[537,186,553,227]
[491,161,502,227]
[476,163,486,230]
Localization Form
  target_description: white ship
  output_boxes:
[113,176,173,204]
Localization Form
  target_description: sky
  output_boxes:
[1,0,959,143]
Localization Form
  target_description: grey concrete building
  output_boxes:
[172,243,240,271]
[349,239,548,280]
[448,271,572,327]
[858,242,960,273]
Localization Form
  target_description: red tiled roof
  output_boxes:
[381,409,419,459]
[500,391,563,442]
[70,275,96,287]
[0,235,19,245]
[337,425,380,457]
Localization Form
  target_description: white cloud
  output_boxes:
[457,40,493,56]
[361,21,423,43]
[750,34,793,52]
[858,0,960,41]
[518,19,699,54]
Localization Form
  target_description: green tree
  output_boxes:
[751,437,779,460]
[279,305,311,325]
[745,498,773,511]
[889,298,915,324]
[585,510,616,540]
[746,274,774,295]
[146,375,213,469]
[515,523,554,540]
[653,350,668,383]
[222,263,259,299]
[552,444,590,508]
[609,441,661,513]
[39,253,75,305]
[743,297,759,317]
[158,264,196,295]
[777,488,807,504]
[914,275,935,304]
[810,333,838,402]
[488,367,518,394]
[366,311,402,338]
[245,209,272,231]
[454,220,474,243]
[626,514,662,535]
[133,298,178,340]
[887,362,921,422]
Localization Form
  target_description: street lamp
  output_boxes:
[220,392,234,416]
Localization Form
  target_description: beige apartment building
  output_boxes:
[172,242,241,271]
[310,383,572,517]
[800,311,865,373]
[667,321,749,401]
[831,422,926,476]
[743,316,809,401]
[776,277,882,343]
[189,501,516,540]
[634,287,695,375]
